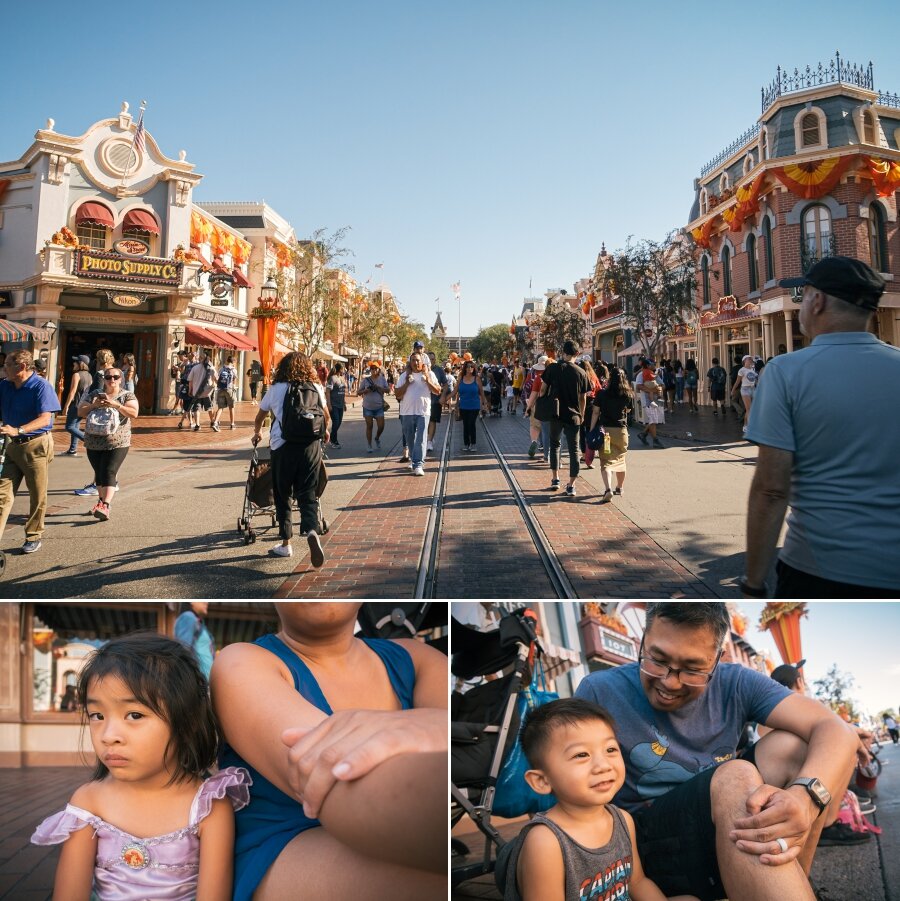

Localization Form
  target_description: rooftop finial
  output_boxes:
[121,101,129,114]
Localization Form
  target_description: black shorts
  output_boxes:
[189,395,212,411]
[430,401,442,423]
[710,386,725,401]
[632,767,723,901]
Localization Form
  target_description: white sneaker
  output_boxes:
[367,445,373,453]
[427,440,434,452]
[269,544,292,557]
[413,465,425,476]
[375,437,381,448]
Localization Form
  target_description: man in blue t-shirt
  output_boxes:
[0,351,62,555]
[575,603,856,901]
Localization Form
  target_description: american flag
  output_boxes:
[374,262,384,269]
[133,116,145,155]
[451,282,461,297]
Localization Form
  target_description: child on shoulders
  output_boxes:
[497,698,698,901]
[32,632,250,901]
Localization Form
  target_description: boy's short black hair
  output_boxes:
[78,631,218,784]
[520,698,617,769]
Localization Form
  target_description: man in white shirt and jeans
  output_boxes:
[395,351,442,475]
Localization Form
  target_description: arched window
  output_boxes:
[868,203,888,272]
[721,245,732,296]
[699,188,708,216]
[762,217,775,282]
[74,202,114,251]
[801,113,820,148]
[760,128,769,161]
[802,205,833,270]
[863,110,877,145]
[719,172,730,194]
[743,153,755,175]
[747,234,759,293]
[701,256,710,306]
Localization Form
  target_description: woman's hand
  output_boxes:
[280,707,447,818]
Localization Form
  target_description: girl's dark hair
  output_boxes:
[754,359,765,373]
[521,698,617,769]
[685,359,697,371]
[607,366,633,399]
[274,351,317,383]
[78,631,218,784]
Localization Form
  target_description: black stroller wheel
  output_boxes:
[0,550,6,579]
[237,517,245,534]
[248,530,257,544]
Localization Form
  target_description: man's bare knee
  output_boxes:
[711,760,761,824]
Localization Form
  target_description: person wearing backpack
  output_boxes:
[252,351,330,564]
[325,363,347,448]
[213,355,239,432]
[75,366,139,521]
[187,351,217,432]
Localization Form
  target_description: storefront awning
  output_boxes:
[75,201,114,228]
[185,325,222,347]
[189,245,214,271]
[231,268,253,289]
[0,319,51,342]
[122,209,160,235]
[540,640,583,680]
[616,339,647,358]
[315,347,348,362]
[341,346,360,357]
[203,326,257,352]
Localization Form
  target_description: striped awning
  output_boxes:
[0,320,50,342]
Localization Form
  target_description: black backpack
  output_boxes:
[281,381,326,445]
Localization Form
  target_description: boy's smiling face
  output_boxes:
[526,718,625,807]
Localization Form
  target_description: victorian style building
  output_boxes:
[684,54,900,376]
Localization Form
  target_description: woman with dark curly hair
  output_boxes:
[253,352,330,564]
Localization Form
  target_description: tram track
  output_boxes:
[415,411,577,599]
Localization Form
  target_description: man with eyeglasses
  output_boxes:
[0,350,62,554]
[575,603,857,901]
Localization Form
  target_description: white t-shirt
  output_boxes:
[397,369,438,417]
[259,381,327,451]
[738,366,759,395]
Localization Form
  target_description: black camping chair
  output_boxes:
[356,602,447,655]
[450,607,541,886]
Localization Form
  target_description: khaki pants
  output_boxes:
[0,432,54,541]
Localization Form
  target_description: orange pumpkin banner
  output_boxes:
[771,156,852,199]
[864,156,900,197]
[257,316,278,385]
[232,237,252,265]
[725,172,767,233]
[690,217,716,248]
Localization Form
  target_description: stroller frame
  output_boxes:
[450,608,540,886]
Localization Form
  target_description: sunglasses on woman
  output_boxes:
[104,374,121,381]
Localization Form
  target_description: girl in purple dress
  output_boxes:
[32,632,250,901]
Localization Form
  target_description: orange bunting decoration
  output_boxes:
[190,210,214,246]
[691,218,715,249]
[864,156,900,197]
[771,156,852,200]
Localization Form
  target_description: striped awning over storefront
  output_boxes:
[0,320,51,342]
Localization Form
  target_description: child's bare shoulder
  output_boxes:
[520,820,562,858]
[69,780,105,811]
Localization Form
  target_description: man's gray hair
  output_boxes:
[644,603,731,647]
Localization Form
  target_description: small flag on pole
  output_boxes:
[451,282,461,298]
[133,115,145,155]
[374,262,384,269]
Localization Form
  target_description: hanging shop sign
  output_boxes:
[208,272,234,307]
[111,294,144,308]
[672,324,696,338]
[700,295,760,328]
[579,615,638,666]
[187,304,247,330]
[113,238,150,257]
[73,249,182,286]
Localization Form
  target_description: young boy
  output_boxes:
[496,698,698,901]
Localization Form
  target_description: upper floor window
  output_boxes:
[76,222,108,250]
[794,107,828,152]
[74,201,114,250]
[719,172,730,194]
[868,203,888,272]
[763,217,775,282]
[801,114,820,147]
[760,128,769,161]
[743,153,755,176]
[863,110,877,145]
[802,205,833,271]
[699,188,708,216]
[721,245,732,296]
[747,234,759,293]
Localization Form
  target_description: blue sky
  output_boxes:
[4,1,900,335]
[738,603,899,721]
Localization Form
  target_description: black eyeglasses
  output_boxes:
[104,374,121,381]
[638,638,721,687]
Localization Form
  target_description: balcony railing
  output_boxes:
[800,233,836,274]
[700,124,761,177]
[762,53,874,112]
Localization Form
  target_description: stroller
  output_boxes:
[356,602,448,655]
[237,440,329,544]
[489,372,504,417]
[451,607,541,886]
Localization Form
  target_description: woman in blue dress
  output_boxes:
[211,602,447,900]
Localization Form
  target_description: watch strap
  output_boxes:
[789,778,829,814]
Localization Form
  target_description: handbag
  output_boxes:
[382,399,391,411]
[586,423,606,451]
[534,387,558,422]
[492,658,559,818]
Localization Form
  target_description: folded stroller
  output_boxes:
[451,607,540,886]
[356,602,448,655]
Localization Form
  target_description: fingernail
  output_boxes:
[303,802,313,818]
[332,762,351,778]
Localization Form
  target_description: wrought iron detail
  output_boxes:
[700,124,761,177]
[761,52,874,112]
[800,233,837,274]
[876,90,900,110]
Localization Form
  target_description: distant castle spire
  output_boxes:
[432,311,446,339]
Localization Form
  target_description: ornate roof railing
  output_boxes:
[761,52,873,112]
[700,124,761,177]
[877,90,900,110]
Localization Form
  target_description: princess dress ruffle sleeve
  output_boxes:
[31,767,251,901]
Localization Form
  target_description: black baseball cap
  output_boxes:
[412,340,425,350]
[72,354,90,365]
[779,256,885,311]
[771,659,806,689]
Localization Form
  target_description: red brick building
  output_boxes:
[682,54,900,382]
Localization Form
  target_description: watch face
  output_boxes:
[810,778,831,806]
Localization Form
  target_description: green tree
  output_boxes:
[427,335,452,364]
[596,231,696,361]
[813,665,859,718]
[537,295,585,358]
[468,323,513,364]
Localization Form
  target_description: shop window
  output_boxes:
[802,205,833,271]
[763,217,775,282]
[721,245,732,296]
[747,234,759,293]
[122,228,154,252]
[868,203,888,272]
[76,222,108,250]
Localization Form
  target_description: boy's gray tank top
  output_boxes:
[496,805,634,901]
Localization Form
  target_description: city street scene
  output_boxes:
[452,601,900,901]
[2,3,900,601]
[0,601,448,900]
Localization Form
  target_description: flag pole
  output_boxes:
[120,100,147,187]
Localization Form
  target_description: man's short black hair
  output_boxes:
[645,602,731,648]
[520,698,617,769]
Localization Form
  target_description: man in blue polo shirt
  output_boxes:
[0,350,62,554]
[741,256,900,598]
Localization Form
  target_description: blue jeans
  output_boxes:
[675,377,685,403]
[65,405,84,452]
[400,414,427,468]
